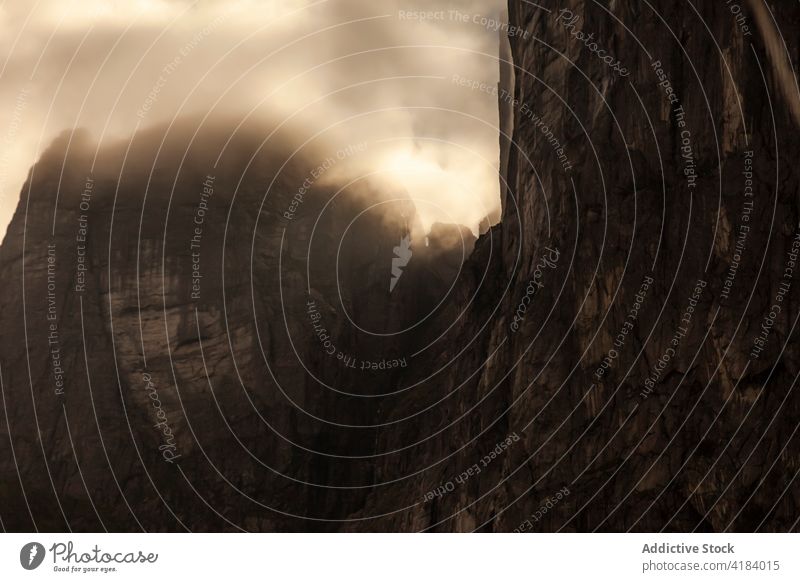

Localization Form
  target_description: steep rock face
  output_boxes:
[2,1,799,533]
[357,0,800,531]
[0,120,472,531]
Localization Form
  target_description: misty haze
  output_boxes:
[0,0,799,538]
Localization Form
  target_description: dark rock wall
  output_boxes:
[358,0,800,531]
[1,1,799,532]
[0,115,476,531]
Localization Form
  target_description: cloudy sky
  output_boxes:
[0,0,507,238]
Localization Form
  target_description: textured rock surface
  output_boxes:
[1,1,799,532]
[356,0,800,532]
[0,119,471,531]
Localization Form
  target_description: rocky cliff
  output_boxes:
[0,118,475,532]
[1,0,799,532]
[356,0,800,532]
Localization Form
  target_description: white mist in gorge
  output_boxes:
[0,0,508,239]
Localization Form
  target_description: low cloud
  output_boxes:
[0,0,505,238]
